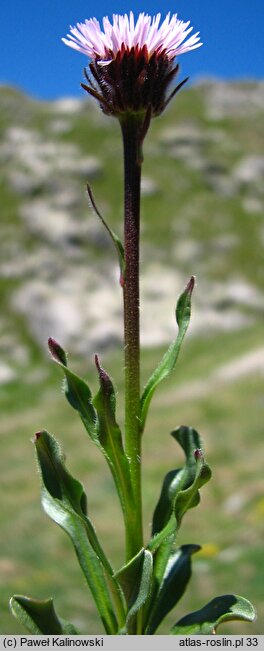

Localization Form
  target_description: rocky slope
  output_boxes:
[0,81,264,381]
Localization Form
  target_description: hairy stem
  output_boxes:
[120,114,144,562]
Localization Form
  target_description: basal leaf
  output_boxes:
[10,595,78,635]
[140,277,194,432]
[35,430,122,634]
[171,594,256,634]
[145,544,200,633]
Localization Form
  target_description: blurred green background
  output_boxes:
[0,81,264,634]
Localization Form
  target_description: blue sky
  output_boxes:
[1,0,263,99]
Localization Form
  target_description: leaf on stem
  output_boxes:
[34,429,87,516]
[145,544,200,634]
[144,428,211,631]
[93,355,132,508]
[87,184,125,286]
[171,594,256,634]
[34,430,119,634]
[140,276,194,433]
[10,595,78,634]
[115,549,153,629]
[149,426,211,551]
[48,339,132,525]
[173,432,211,528]
[48,337,97,444]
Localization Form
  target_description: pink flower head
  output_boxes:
[62,11,202,117]
[63,12,201,63]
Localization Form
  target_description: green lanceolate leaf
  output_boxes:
[10,595,79,635]
[144,429,211,630]
[150,426,210,543]
[48,341,132,561]
[171,594,256,634]
[34,430,87,516]
[145,544,200,634]
[93,356,132,509]
[35,430,122,634]
[48,338,97,443]
[150,446,210,552]
[126,550,153,624]
[48,341,132,519]
[140,277,194,433]
[115,549,153,630]
[145,425,200,632]
[87,184,125,286]
[115,549,150,607]
[151,468,186,537]
[173,439,211,529]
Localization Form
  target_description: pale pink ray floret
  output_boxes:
[62,11,202,63]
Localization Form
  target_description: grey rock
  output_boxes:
[5,129,102,198]
[48,118,72,134]
[141,176,159,196]
[233,155,264,186]
[242,196,263,214]
[0,362,16,384]
[204,82,264,120]
[51,98,83,114]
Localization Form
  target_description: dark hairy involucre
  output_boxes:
[82,46,188,117]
